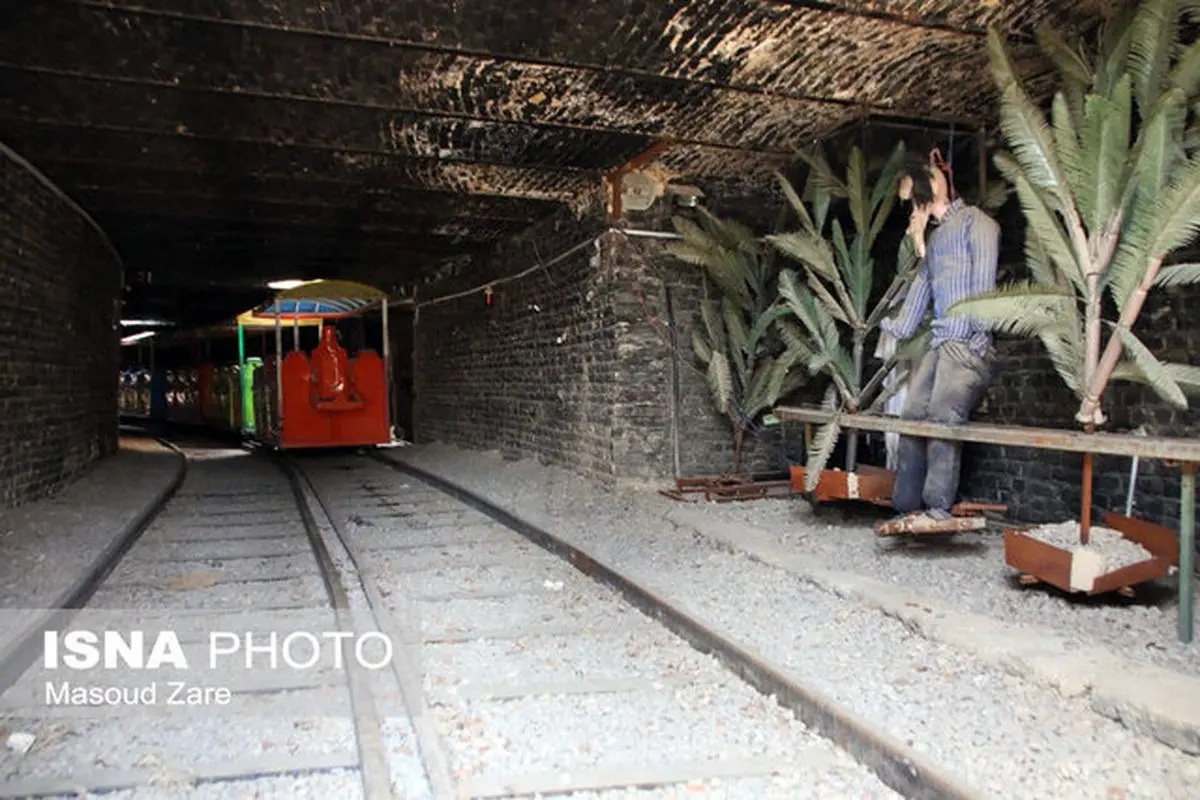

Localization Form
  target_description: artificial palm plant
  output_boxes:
[949,1,1200,427]
[943,1,1200,538]
[665,207,810,475]
[766,142,932,490]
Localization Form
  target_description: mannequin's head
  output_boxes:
[898,155,952,217]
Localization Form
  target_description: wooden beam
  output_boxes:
[774,406,1200,463]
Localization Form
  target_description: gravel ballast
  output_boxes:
[0,444,407,799]
[304,454,904,799]
[675,489,1198,678]
[382,444,1200,799]
[1025,521,1154,570]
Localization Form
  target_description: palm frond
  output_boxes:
[1113,359,1200,394]
[1128,0,1179,112]
[983,180,1012,212]
[867,141,907,227]
[758,358,791,413]
[797,147,848,201]
[743,358,776,417]
[699,298,726,356]
[722,297,749,358]
[1110,323,1188,408]
[665,232,753,309]
[1039,324,1085,395]
[774,172,816,235]
[722,297,750,385]
[1153,262,1200,287]
[1106,90,1188,309]
[1052,92,1091,224]
[1096,4,1137,97]
[1168,38,1200,98]
[993,152,1087,293]
[746,304,792,356]
[776,318,815,361]
[767,231,840,283]
[988,28,1079,216]
[697,206,756,252]
[691,329,712,365]
[706,351,734,415]
[1125,154,1200,282]
[829,218,868,321]
[845,148,869,241]
[1081,73,1132,233]
[805,271,851,326]
[804,386,842,492]
[778,272,827,346]
[1037,24,1094,87]
[944,283,1077,336]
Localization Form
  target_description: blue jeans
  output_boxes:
[892,341,994,513]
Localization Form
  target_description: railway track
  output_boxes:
[0,442,980,799]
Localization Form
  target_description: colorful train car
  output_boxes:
[247,280,393,449]
[120,279,395,449]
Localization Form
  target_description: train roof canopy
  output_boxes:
[237,280,387,327]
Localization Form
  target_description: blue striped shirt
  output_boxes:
[879,198,999,356]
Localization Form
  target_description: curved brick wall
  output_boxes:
[0,143,123,508]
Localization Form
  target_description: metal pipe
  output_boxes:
[1181,464,1196,644]
[1126,456,1140,517]
[1125,426,1147,517]
[292,313,299,351]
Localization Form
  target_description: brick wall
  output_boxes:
[607,228,813,479]
[0,143,122,508]
[412,195,814,485]
[412,209,621,481]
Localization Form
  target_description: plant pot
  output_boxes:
[1005,511,1178,595]
[789,464,894,505]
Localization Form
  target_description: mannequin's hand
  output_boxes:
[908,206,930,259]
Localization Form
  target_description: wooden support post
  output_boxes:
[1081,450,1094,545]
[1180,462,1195,644]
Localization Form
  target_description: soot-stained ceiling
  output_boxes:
[0,0,1114,326]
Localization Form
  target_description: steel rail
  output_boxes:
[276,454,395,800]
[371,452,982,800]
[286,457,459,800]
[0,435,186,695]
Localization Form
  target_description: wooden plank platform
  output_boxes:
[876,515,986,537]
[775,406,1200,462]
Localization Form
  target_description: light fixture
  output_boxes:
[120,331,157,345]
[120,319,174,327]
[268,279,308,290]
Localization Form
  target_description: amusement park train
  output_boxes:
[119,280,397,449]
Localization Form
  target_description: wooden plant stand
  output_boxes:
[1006,511,1179,596]
[788,464,895,505]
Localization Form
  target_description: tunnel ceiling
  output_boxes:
[0,0,1114,327]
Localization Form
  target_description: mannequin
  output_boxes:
[879,151,999,527]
